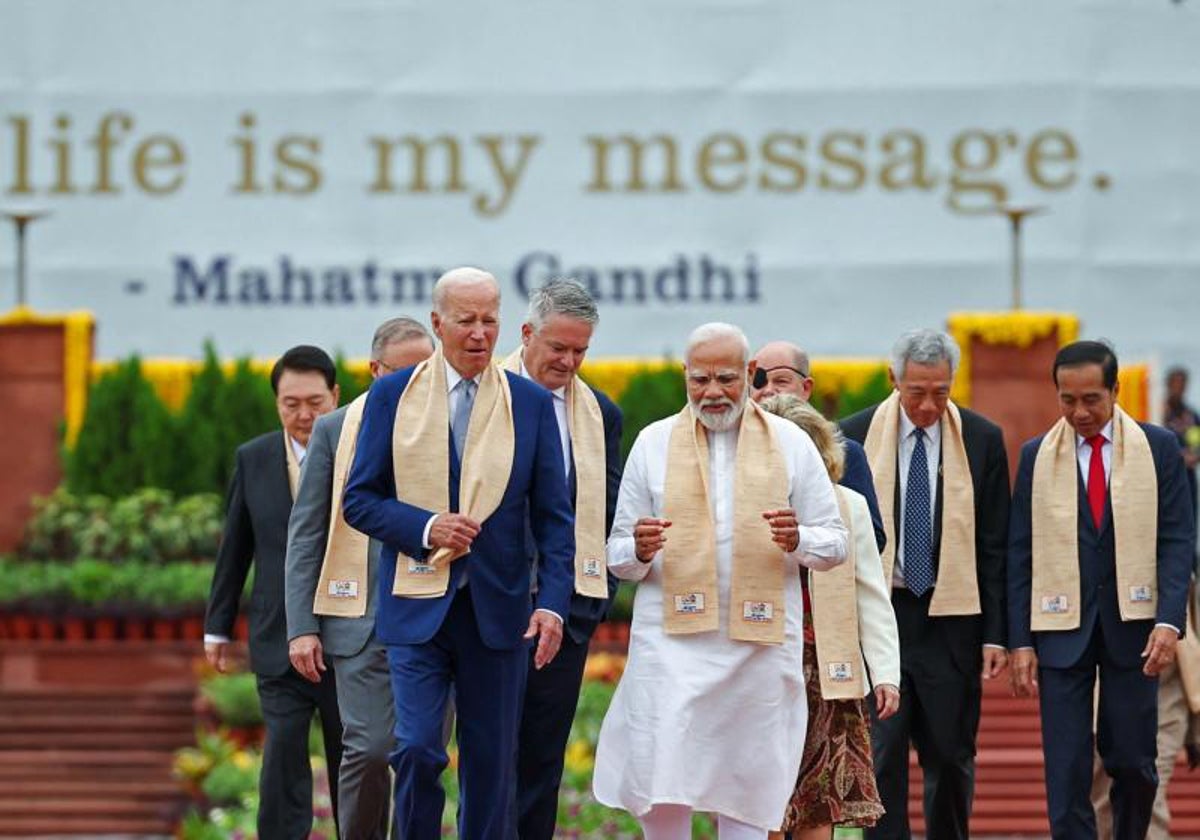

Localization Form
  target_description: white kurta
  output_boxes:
[592,411,848,829]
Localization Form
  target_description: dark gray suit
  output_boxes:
[286,406,391,840]
[205,430,343,840]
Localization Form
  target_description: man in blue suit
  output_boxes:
[343,267,575,840]
[1009,341,1195,840]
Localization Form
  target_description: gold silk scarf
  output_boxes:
[810,486,866,698]
[312,394,371,617]
[863,391,980,615]
[1030,406,1157,631]
[661,400,790,645]
[501,349,608,598]
[390,349,514,598]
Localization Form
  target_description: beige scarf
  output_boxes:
[1175,586,1200,713]
[390,349,515,598]
[863,392,980,615]
[501,349,609,598]
[312,394,371,617]
[285,432,302,500]
[810,486,865,698]
[1030,406,1157,631]
[661,400,790,645]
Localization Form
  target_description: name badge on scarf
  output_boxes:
[742,600,775,623]
[407,557,438,576]
[327,580,359,599]
[583,557,603,579]
[828,662,854,682]
[674,593,706,614]
[1130,585,1153,603]
[1041,595,1069,614]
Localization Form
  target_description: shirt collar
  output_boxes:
[288,435,307,463]
[444,358,481,394]
[1076,419,1114,448]
[518,355,567,401]
[899,406,941,444]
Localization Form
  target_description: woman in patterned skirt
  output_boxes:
[762,395,901,840]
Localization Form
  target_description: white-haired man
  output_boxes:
[501,278,625,840]
[344,269,575,840]
[593,322,848,839]
[840,328,1011,840]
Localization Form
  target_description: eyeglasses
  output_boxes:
[375,359,400,374]
[752,365,810,390]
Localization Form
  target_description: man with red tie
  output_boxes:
[1008,341,1195,840]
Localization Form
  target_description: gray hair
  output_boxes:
[526,278,599,332]
[685,322,750,365]
[891,328,961,380]
[371,317,433,360]
[431,266,500,314]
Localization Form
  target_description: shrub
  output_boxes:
[615,364,686,458]
[201,672,264,729]
[174,341,229,496]
[66,356,177,496]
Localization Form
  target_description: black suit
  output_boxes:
[205,430,343,840]
[842,404,1010,840]
[515,385,623,840]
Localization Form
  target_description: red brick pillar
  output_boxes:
[0,310,94,551]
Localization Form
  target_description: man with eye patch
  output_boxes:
[841,328,1010,840]
[752,340,886,553]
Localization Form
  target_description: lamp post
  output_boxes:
[996,205,1046,311]
[2,210,51,309]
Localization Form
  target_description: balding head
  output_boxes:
[751,340,813,403]
[430,266,501,379]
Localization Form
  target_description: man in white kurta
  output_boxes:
[593,323,848,838]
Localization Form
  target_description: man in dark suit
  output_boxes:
[343,267,575,840]
[204,345,344,840]
[285,318,434,840]
[505,279,623,840]
[751,339,886,552]
[841,328,1010,840]
[1009,341,1194,840]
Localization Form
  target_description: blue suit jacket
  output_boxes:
[1007,422,1195,669]
[841,438,886,553]
[343,366,576,651]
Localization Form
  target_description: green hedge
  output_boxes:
[65,343,366,498]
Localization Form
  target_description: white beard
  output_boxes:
[690,396,746,433]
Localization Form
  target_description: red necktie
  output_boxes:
[1087,434,1107,528]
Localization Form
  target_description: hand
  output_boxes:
[1142,626,1178,676]
[288,634,326,684]
[524,610,564,670]
[982,646,1009,680]
[428,513,481,555]
[204,640,230,674]
[634,518,671,562]
[1010,648,1039,698]
[762,508,799,553]
[874,684,900,720]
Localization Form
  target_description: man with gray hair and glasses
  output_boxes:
[285,316,434,839]
[841,328,1010,840]
[500,278,624,840]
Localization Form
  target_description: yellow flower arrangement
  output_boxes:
[946,312,1080,406]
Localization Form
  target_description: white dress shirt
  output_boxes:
[519,359,571,477]
[895,410,941,588]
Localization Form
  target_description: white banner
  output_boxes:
[1,0,1198,380]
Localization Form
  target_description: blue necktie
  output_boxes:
[904,427,934,597]
[452,378,476,457]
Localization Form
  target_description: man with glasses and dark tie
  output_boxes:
[841,328,1011,840]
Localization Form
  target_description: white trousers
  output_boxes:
[639,803,768,840]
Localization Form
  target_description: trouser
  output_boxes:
[639,803,767,840]
[1040,627,1158,840]
[868,590,980,840]
[1091,660,1196,840]
[514,630,591,840]
[257,664,344,840]
[386,587,527,840]
[331,639,395,840]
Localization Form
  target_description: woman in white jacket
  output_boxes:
[762,395,901,840]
